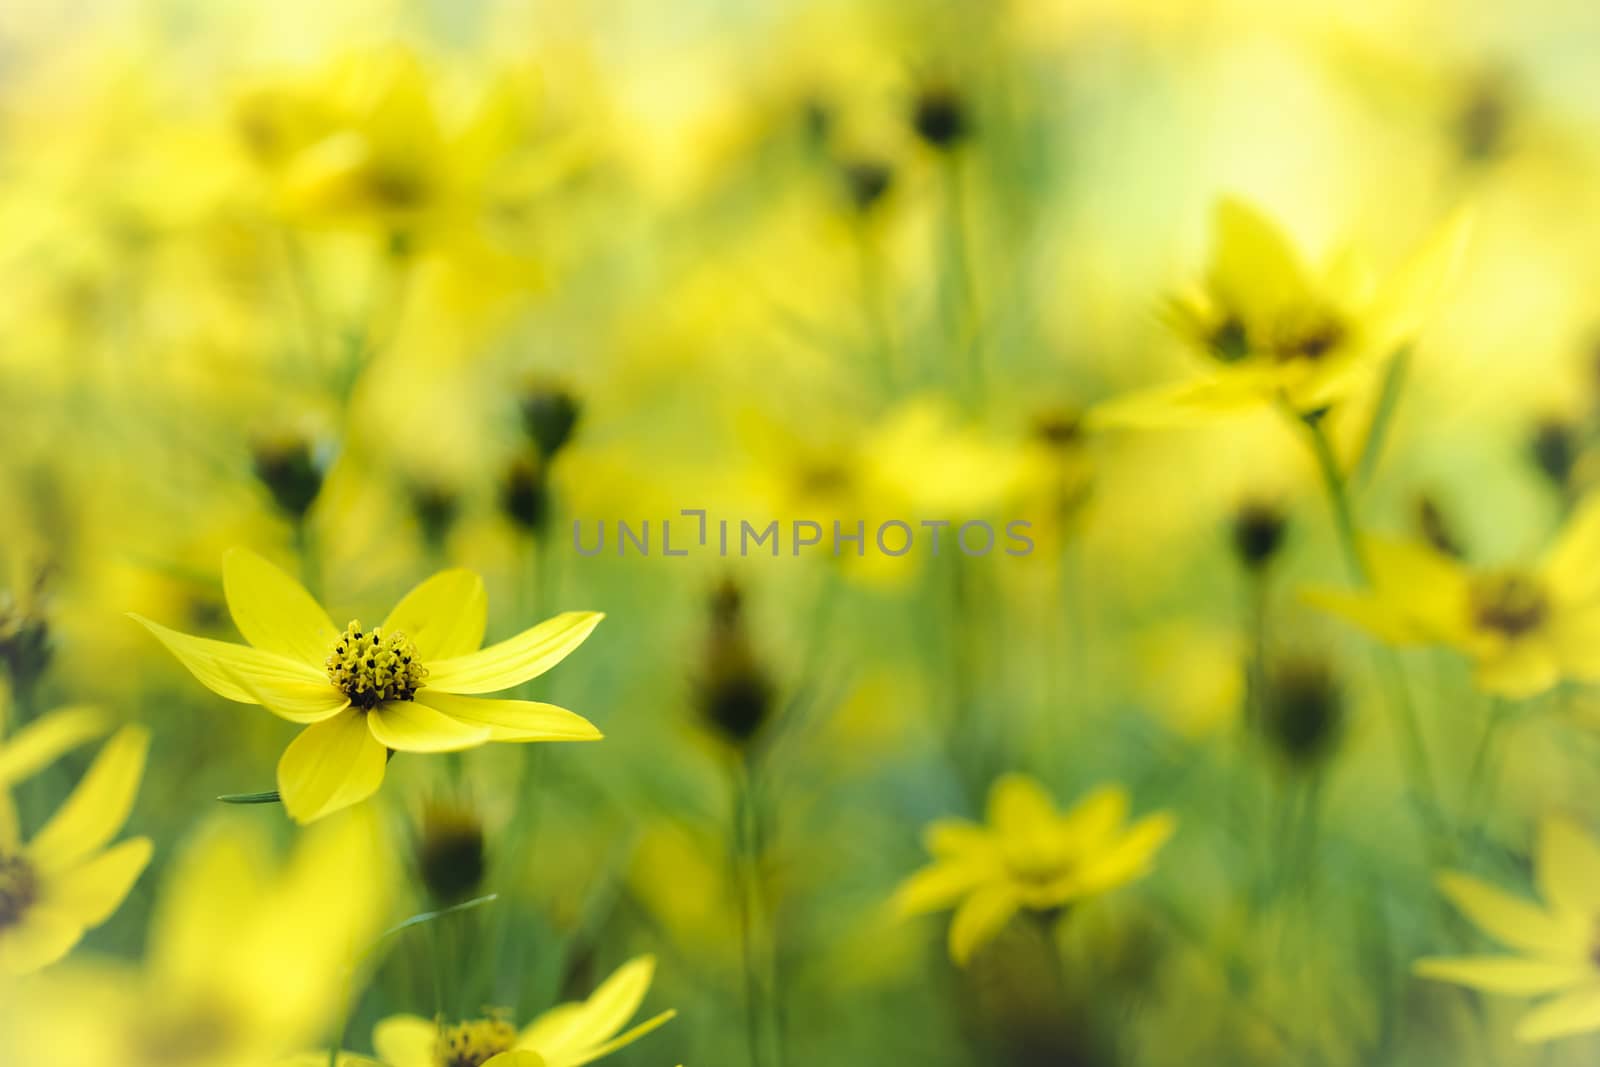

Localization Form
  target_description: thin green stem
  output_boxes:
[1293,410,1444,838]
[1354,348,1411,489]
[942,152,984,407]
[732,762,766,1067]
[1463,698,1515,833]
[853,225,898,396]
[294,516,321,602]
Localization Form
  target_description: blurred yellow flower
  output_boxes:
[1415,816,1600,1043]
[0,808,391,1067]
[132,547,603,823]
[892,774,1175,966]
[0,723,149,975]
[363,955,675,1067]
[1304,498,1600,697]
[1092,197,1470,427]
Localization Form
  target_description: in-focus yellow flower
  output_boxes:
[132,547,603,823]
[891,774,1175,965]
[1415,816,1600,1043]
[292,955,676,1067]
[1304,498,1600,697]
[0,723,149,975]
[1091,197,1470,427]
[0,808,391,1067]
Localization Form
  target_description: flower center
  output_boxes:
[0,853,38,929]
[1270,311,1346,363]
[436,1019,518,1067]
[1469,571,1548,638]
[326,620,426,709]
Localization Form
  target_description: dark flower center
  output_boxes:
[1470,571,1548,637]
[326,620,426,709]
[0,853,38,929]
[436,1019,518,1067]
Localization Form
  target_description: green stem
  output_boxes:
[1463,699,1515,832]
[1294,410,1444,836]
[1354,348,1411,489]
[733,762,766,1067]
[294,516,321,601]
[942,152,984,406]
[853,224,898,396]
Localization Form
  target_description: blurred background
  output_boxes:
[4,0,1600,1063]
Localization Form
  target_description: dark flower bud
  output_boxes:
[911,85,971,149]
[1030,409,1084,452]
[408,481,460,555]
[1230,501,1288,572]
[250,435,328,520]
[518,384,581,461]
[840,160,893,214]
[1456,76,1511,165]
[0,569,52,698]
[415,801,487,906]
[697,580,774,747]
[1259,656,1344,769]
[500,457,551,537]
[1529,418,1578,491]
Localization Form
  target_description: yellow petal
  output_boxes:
[42,837,152,926]
[1473,641,1559,699]
[561,1010,676,1067]
[1208,197,1311,329]
[1413,955,1590,995]
[130,614,346,721]
[1436,872,1578,959]
[521,955,655,1060]
[367,700,490,753]
[28,726,147,874]
[277,709,388,824]
[948,883,1020,966]
[372,1015,439,1067]
[1087,371,1279,431]
[382,569,488,661]
[413,691,602,742]
[1071,811,1176,896]
[1515,985,1600,1043]
[1543,495,1600,603]
[223,547,339,667]
[1301,586,1422,647]
[279,1055,387,1067]
[1056,785,1130,848]
[1536,817,1600,918]
[1549,605,1600,680]
[922,819,993,860]
[1364,537,1474,643]
[1368,207,1473,355]
[0,705,107,788]
[986,774,1057,837]
[890,861,993,918]
[484,1054,547,1067]
[146,818,275,988]
[426,611,603,695]
[0,907,83,975]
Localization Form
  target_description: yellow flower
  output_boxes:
[1091,197,1470,427]
[1415,816,1600,1043]
[891,774,1175,966]
[1304,498,1600,698]
[0,808,391,1067]
[0,723,149,975]
[333,955,676,1067]
[131,547,603,823]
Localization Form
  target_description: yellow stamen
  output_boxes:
[325,620,427,709]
